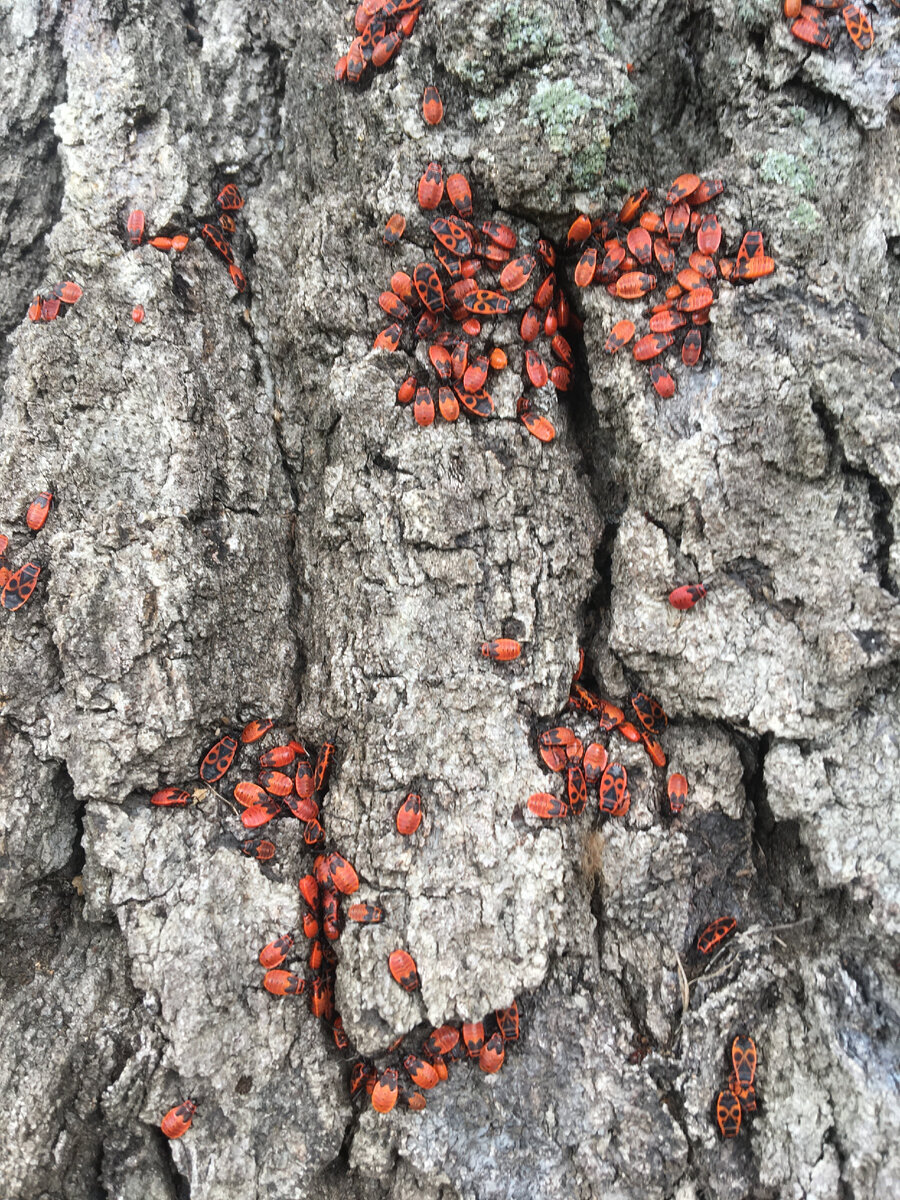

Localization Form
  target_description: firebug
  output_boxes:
[347,902,384,924]
[696,916,737,955]
[389,949,420,991]
[669,583,707,609]
[372,1068,399,1114]
[263,969,305,996]
[160,1098,197,1139]
[241,719,273,744]
[127,210,145,246]
[666,773,688,815]
[716,1090,742,1138]
[397,792,423,835]
[527,793,568,819]
[422,85,443,125]
[479,1032,505,1074]
[25,492,53,532]
[481,638,521,661]
[150,787,191,807]
[259,933,294,969]
[418,161,444,210]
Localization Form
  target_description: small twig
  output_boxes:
[674,948,690,1014]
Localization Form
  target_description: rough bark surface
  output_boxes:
[1,1,898,1199]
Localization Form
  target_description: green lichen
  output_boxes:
[490,0,562,60]
[573,140,610,190]
[759,149,816,198]
[789,200,821,229]
[525,79,594,154]
[596,19,617,53]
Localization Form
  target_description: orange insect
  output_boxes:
[652,364,672,398]
[397,792,423,835]
[418,161,444,210]
[422,85,443,125]
[347,902,384,924]
[326,852,359,895]
[666,173,700,205]
[259,933,294,969]
[383,212,406,246]
[604,320,635,354]
[843,5,874,50]
[732,255,775,281]
[403,1055,440,1090]
[499,255,536,292]
[682,330,702,367]
[462,1020,485,1057]
[519,407,556,443]
[582,742,608,785]
[389,949,420,991]
[614,272,657,299]
[730,1035,758,1106]
[618,188,649,224]
[574,247,597,287]
[527,793,568,819]
[784,0,801,12]
[566,214,592,244]
[127,209,145,246]
[446,173,473,218]
[263,969,305,996]
[481,638,521,661]
[132,304,145,323]
[160,1098,197,1139]
[716,1089,742,1138]
[371,1068,399,1114]
[479,1032,505,1074]
[633,332,674,361]
[666,773,688,815]
[25,492,53,532]
[240,719,273,744]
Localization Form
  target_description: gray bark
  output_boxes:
[1,1,898,1198]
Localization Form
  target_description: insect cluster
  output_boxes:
[125,182,248,306]
[784,0,877,50]
[528,649,682,824]
[0,491,51,612]
[151,716,523,1121]
[349,999,521,1113]
[569,173,774,399]
[375,162,576,442]
[27,282,82,324]
[715,1036,759,1139]
[335,0,424,82]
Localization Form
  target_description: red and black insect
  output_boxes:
[495,1002,519,1041]
[716,1089,742,1138]
[371,1068,399,1114]
[631,692,668,736]
[240,837,275,860]
[258,769,293,797]
[199,735,238,783]
[397,792,423,835]
[326,852,359,895]
[566,763,588,816]
[403,1054,439,1090]
[418,161,444,210]
[527,793,567,819]
[347,902,383,924]
[259,933,294,969]
[215,183,245,211]
[424,1025,459,1057]
[730,1035,758,1108]
[462,1020,485,1057]
[479,1032,505,1074]
[422,85,443,125]
[1,562,41,611]
[263,969,305,996]
[389,948,420,991]
[200,224,234,264]
[241,719,273,744]
[599,762,630,817]
[160,1098,197,1139]
[127,209,145,246]
[669,583,707,610]
[666,773,688,815]
[384,213,406,245]
[150,787,191,807]
[697,916,737,955]
[481,638,521,661]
